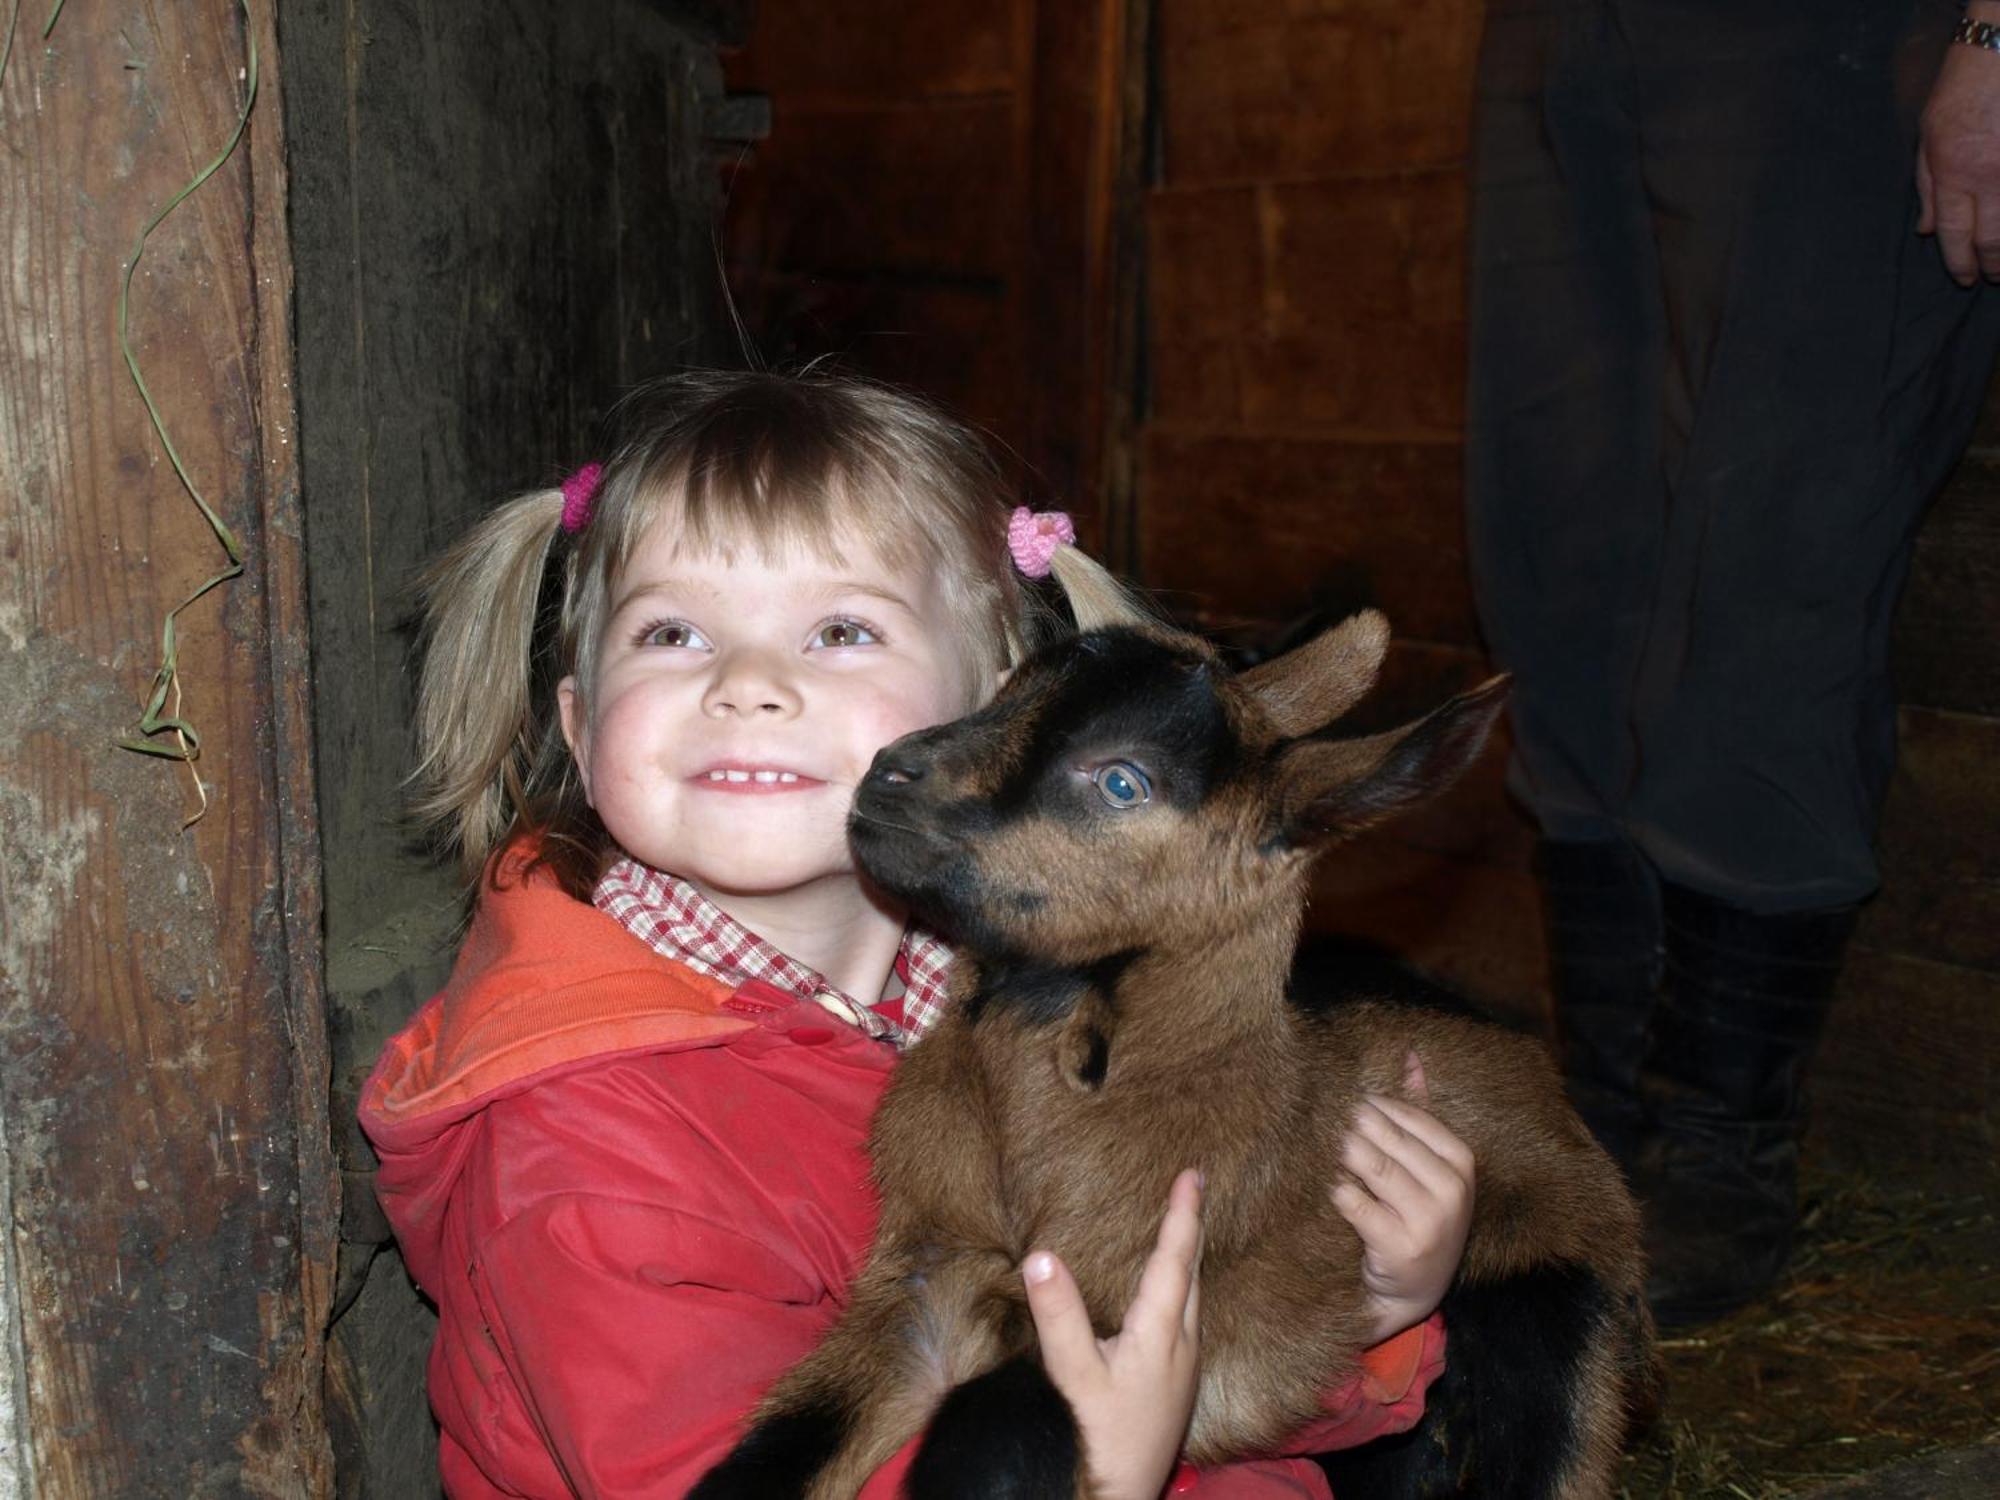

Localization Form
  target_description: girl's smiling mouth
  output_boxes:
[689,762,826,792]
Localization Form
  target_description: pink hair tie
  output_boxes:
[1008,506,1075,579]
[560,462,605,534]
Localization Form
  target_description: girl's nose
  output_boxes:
[701,648,802,719]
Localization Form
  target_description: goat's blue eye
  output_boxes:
[1092,762,1151,809]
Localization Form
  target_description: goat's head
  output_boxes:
[849,608,1507,966]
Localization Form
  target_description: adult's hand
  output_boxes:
[1919,3,2000,284]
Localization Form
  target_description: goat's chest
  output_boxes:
[871,1011,1268,1272]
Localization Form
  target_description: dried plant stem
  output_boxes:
[115,0,258,828]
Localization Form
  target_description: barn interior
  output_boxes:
[3,0,1995,1494]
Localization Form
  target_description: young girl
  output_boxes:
[360,370,1472,1499]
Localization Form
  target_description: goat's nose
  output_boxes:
[865,747,927,789]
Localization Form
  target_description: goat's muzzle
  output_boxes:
[850,742,945,850]
[863,747,928,790]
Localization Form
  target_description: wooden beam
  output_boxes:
[0,1,331,1489]
[1021,0,1150,567]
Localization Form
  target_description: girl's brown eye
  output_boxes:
[642,620,710,650]
[815,619,878,648]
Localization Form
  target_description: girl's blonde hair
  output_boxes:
[413,368,1115,896]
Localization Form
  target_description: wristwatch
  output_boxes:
[1956,16,2000,51]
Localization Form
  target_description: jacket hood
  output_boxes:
[359,843,750,1282]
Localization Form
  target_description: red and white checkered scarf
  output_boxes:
[593,857,955,1047]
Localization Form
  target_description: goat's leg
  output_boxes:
[906,1350,1090,1500]
[1552,1283,1660,1500]
[1313,1263,1644,1500]
[689,1278,940,1500]
[692,1250,1020,1500]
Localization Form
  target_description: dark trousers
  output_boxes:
[1468,0,2000,913]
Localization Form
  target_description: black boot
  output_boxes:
[1638,883,1860,1327]
[1537,837,1663,1169]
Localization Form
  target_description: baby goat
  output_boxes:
[693,604,1658,1500]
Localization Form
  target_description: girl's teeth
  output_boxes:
[725,770,749,782]
[753,770,778,783]
[704,769,803,783]
[778,772,798,783]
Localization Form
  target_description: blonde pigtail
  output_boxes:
[409,488,568,881]
[1045,539,1153,633]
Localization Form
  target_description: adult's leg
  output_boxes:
[1466,0,1666,1163]
[1616,0,2000,1321]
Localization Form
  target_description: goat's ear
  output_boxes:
[1269,676,1509,848]
[1240,610,1391,739]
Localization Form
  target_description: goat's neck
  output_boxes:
[1109,906,1299,1053]
[961,900,1300,1055]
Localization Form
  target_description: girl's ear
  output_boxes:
[557,675,593,802]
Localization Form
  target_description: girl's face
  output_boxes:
[559,518,988,901]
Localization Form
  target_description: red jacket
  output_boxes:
[361,846,1444,1498]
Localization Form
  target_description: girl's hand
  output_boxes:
[1332,1051,1475,1344]
[1022,1167,1204,1500]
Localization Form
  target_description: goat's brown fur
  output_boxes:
[694,609,1659,1500]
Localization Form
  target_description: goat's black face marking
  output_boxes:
[987,629,1245,821]
[848,628,1256,954]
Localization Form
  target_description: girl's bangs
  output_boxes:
[610,447,957,584]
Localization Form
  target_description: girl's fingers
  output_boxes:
[1402,1049,1430,1105]
[1351,1101,1464,1209]
[1128,1169,1204,1345]
[1024,1250,1101,1386]
[1363,1094,1476,1185]
[1331,1177,1408,1252]
[1342,1119,1427,1213]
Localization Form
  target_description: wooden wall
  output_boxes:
[722,0,1142,537]
[0,3,331,1489]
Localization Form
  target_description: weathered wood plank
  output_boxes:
[1306,838,1550,1032]
[726,96,1021,280]
[1156,0,1482,185]
[1147,188,1264,340]
[1260,173,1466,336]
[1893,460,2000,719]
[1139,432,1476,643]
[1020,0,1147,538]
[1867,706,2000,975]
[721,0,1017,101]
[285,0,729,965]
[0,0,328,1489]
[1810,949,2000,1173]
[1148,175,1466,435]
